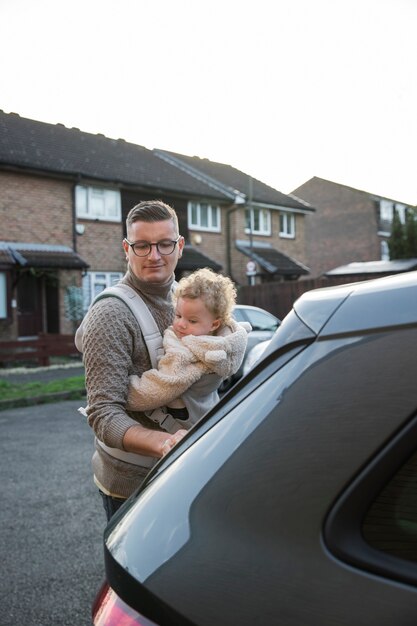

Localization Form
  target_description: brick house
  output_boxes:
[292,177,415,278]
[156,150,313,286]
[0,111,313,341]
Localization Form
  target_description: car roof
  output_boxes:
[234,304,271,312]
[294,271,417,336]
[234,304,279,318]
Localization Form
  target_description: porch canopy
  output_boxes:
[236,240,309,280]
[0,242,89,270]
[176,244,222,273]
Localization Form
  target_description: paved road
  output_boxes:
[0,400,105,626]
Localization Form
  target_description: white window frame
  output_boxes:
[82,271,123,312]
[395,203,406,225]
[279,212,295,239]
[379,200,394,222]
[0,272,7,319]
[75,185,121,222]
[379,200,407,225]
[380,240,389,261]
[188,201,221,232]
[245,207,271,236]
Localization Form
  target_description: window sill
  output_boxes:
[189,226,221,233]
[76,215,121,224]
[244,230,271,237]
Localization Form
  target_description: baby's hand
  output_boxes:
[161,429,188,456]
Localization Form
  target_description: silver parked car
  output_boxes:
[219,303,280,392]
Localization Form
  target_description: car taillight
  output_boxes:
[92,582,159,626]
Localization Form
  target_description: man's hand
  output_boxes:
[161,429,187,456]
[123,424,187,458]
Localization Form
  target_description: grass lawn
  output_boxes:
[0,375,86,401]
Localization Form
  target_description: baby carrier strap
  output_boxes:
[75,283,164,367]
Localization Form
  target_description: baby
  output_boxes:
[126,268,251,427]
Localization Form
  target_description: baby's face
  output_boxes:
[173,297,221,338]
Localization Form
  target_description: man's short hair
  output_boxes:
[126,200,179,235]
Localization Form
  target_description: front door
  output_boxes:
[17,272,44,337]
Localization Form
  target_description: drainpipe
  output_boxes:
[226,194,246,280]
[248,176,253,253]
[72,182,77,253]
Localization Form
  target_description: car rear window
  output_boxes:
[362,449,417,562]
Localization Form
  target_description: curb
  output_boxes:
[0,389,87,412]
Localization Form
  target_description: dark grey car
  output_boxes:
[93,271,417,626]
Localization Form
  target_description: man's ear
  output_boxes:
[177,235,185,258]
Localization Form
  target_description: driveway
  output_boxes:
[0,399,104,626]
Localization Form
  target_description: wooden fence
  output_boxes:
[0,333,79,367]
[237,275,368,320]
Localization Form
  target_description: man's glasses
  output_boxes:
[124,237,181,257]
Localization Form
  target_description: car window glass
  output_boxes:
[362,449,417,563]
[232,309,245,322]
[244,309,278,331]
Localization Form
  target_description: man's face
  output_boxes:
[123,219,184,284]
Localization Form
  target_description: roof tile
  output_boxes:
[0,111,225,199]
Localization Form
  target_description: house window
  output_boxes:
[82,271,123,311]
[245,208,271,235]
[381,240,389,261]
[0,272,7,319]
[188,202,220,231]
[395,203,406,225]
[279,212,295,238]
[379,200,406,225]
[379,200,394,222]
[75,185,121,221]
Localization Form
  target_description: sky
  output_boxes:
[1,0,416,205]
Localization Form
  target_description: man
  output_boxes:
[82,200,187,520]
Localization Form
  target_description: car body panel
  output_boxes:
[294,272,417,336]
[102,271,417,626]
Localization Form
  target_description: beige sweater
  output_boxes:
[82,266,176,499]
[126,321,250,421]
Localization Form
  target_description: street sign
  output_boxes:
[246,261,256,275]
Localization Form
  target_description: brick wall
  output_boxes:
[274,212,308,264]
[293,178,381,278]
[0,171,73,245]
[75,219,126,273]
[189,230,225,267]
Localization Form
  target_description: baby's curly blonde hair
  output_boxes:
[173,268,237,325]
